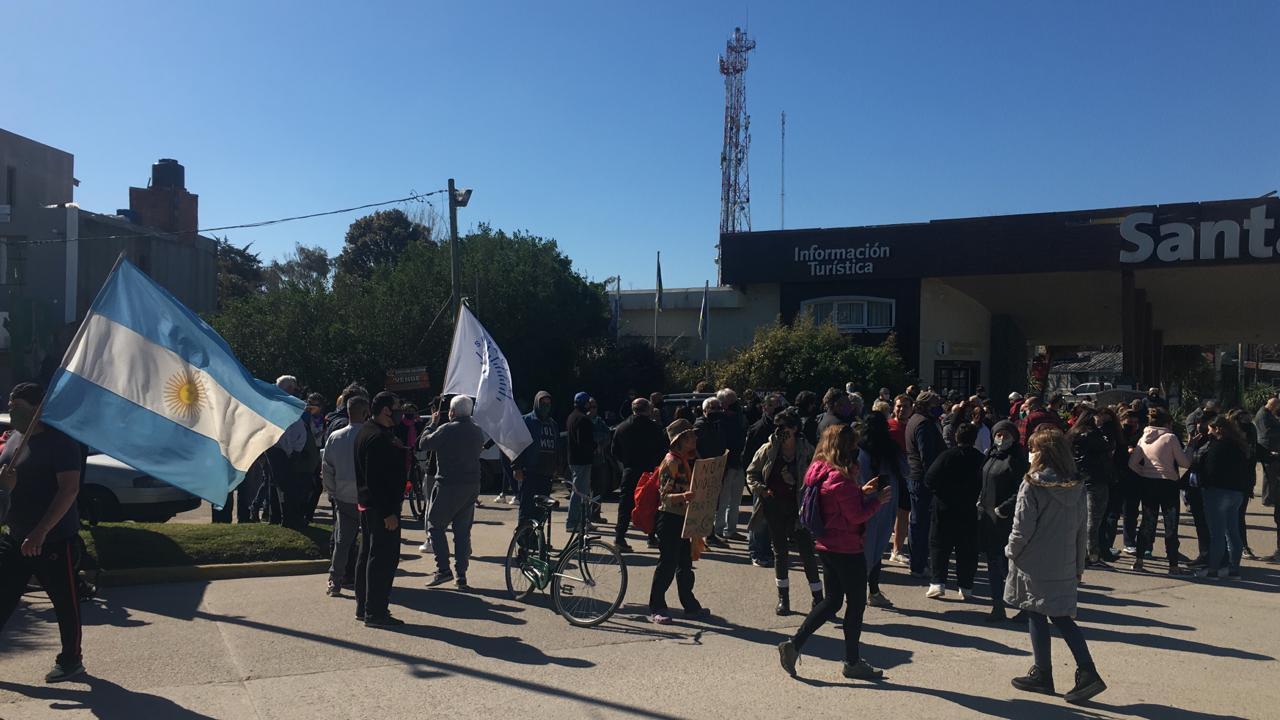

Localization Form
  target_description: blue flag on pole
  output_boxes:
[698,280,709,341]
[41,259,305,505]
[655,252,664,312]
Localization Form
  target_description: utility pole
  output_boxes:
[449,178,461,313]
[780,111,786,230]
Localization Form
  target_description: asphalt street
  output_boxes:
[1,487,1277,719]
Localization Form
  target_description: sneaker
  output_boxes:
[867,591,893,608]
[778,640,799,677]
[706,534,729,549]
[1242,547,1258,561]
[427,571,454,588]
[494,494,507,504]
[1121,545,1138,556]
[1130,558,1145,572]
[44,662,85,684]
[650,613,672,625]
[751,558,775,568]
[925,584,944,599]
[455,577,470,590]
[355,612,365,622]
[506,495,518,505]
[1011,664,1056,695]
[475,499,483,508]
[326,583,342,597]
[615,540,634,553]
[842,659,883,680]
[418,542,431,552]
[1064,667,1107,705]
[364,614,405,628]
[957,587,970,601]
[888,552,910,566]
[683,606,710,620]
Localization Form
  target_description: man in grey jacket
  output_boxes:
[321,395,368,597]
[420,395,485,589]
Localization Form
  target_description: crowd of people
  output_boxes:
[2,372,1278,702]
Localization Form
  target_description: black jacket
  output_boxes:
[694,415,726,460]
[566,408,596,465]
[355,421,406,519]
[800,413,820,447]
[1072,427,1115,487]
[979,420,1028,523]
[905,411,944,483]
[721,409,747,469]
[924,445,986,513]
[742,414,775,468]
[817,410,851,437]
[1199,438,1254,493]
[610,413,667,472]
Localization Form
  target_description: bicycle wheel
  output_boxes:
[504,520,543,601]
[551,538,628,627]
[408,484,426,521]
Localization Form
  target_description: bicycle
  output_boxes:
[405,462,427,522]
[503,489,628,627]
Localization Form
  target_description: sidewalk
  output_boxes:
[2,490,1276,719]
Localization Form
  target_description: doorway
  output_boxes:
[934,361,980,398]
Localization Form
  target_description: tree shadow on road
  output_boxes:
[871,622,1030,657]
[0,676,217,720]
[396,586,527,625]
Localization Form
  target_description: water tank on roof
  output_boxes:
[151,159,185,189]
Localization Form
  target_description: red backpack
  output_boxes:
[631,469,661,535]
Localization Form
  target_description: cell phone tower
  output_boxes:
[719,26,756,237]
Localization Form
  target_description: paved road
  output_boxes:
[2,488,1277,719]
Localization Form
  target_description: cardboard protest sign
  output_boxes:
[682,451,727,539]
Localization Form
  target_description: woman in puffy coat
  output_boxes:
[1005,427,1106,705]
[1127,407,1192,574]
[777,424,892,681]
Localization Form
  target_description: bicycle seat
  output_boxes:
[533,495,560,509]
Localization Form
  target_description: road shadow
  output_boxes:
[1077,605,1194,631]
[871,621,1030,657]
[1086,625,1273,661]
[387,621,593,667]
[397,586,527,625]
[1076,589,1166,609]
[0,676,217,719]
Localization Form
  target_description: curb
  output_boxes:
[97,559,330,587]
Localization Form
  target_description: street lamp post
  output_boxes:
[447,178,472,314]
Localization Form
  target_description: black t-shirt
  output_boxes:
[0,428,82,542]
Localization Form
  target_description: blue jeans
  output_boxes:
[567,464,593,530]
[1028,612,1095,672]
[1202,487,1245,573]
[908,479,933,575]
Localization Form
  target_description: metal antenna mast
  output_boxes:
[719,26,756,237]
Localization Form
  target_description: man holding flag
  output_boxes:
[0,257,306,680]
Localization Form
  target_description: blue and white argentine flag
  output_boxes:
[41,259,305,505]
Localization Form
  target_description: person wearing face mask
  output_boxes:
[904,391,945,578]
[419,395,485,590]
[1094,407,1129,562]
[978,419,1027,622]
[649,420,709,624]
[565,392,597,532]
[0,382,88,683]
[514,391,558,525]
[743,392,786,568]
[746,410,819,615]
[354,392,409,627]
[1067,409,1115,567]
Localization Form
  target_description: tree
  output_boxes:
[335,209,432,280]
[267,244,332,290]
[214,236,266,310]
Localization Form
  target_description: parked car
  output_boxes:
[0,413,201,523]
[1069,382,1114,402]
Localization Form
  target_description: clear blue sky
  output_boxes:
[6,2,1278,290]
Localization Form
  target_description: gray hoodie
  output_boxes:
[1003,468,1088,618]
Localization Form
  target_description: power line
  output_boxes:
[4,189,444,246]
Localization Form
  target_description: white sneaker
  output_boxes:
[888,552,909,566]
[494,494,506,503]
[418,542,431,552]
[925,584,944,599]
[957,587,969,601]
[506,495,518,505]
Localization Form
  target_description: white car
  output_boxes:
[0,413,200,523]
[1070,382,1114,401]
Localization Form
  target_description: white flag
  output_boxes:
[442,305,533,460]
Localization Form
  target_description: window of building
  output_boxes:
[5,166,15,207]
[801,296,895,332]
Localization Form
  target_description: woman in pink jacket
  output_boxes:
[778,424,893,680]
[1127,407,1192,574]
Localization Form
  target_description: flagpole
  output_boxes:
[653,252,659,350]
[2,252,128,481]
